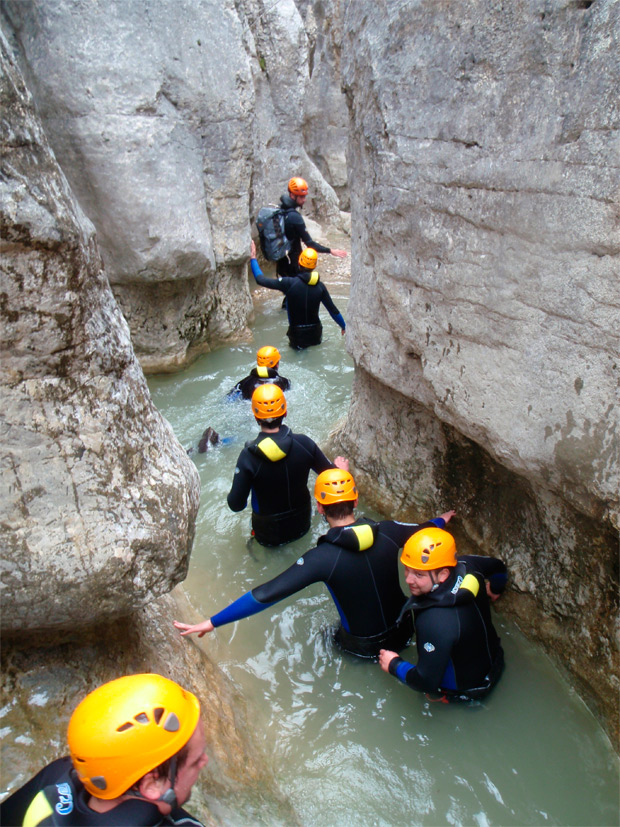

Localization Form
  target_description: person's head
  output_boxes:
[298,247,318,272]
[288,176,308,207]
[314,468,358,521]
[67,673,207,814]
[251,384,287,428]
[256,346,280,370]
[400,528,457,596]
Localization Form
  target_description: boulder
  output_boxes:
[0,24,200,633]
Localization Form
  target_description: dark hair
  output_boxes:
[321,501,355,520]
[257,415,285,428]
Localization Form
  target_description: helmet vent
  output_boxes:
[153,707,165,724]
[91,776,107,790]
[116,721,134,732]
[163,712,180,732]
[134,712,149,724]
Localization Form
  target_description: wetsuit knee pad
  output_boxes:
[251,503,312,547]
[334,613,414,659]
[287,322,322,350]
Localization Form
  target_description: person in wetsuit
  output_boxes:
[276,176,347,277]
[0,674,208,827]
[378,527,508,701]
[227,346,290,400]
[250,241,345,349]
[176,468,455,658]
[227,384,348,547]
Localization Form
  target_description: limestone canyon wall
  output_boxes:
[3,0,347,371]
[336,0,619,741]
[0,26,200,634]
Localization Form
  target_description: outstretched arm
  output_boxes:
[249,241,287,292]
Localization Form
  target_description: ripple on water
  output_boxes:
[148,291,620,827]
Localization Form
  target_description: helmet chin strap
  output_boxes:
[429,571,440,592]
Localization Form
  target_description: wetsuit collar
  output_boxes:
[318,517,378,551]
[249,425,293,461]
[297,269,320,285]
[397,561,482,622]
[280,193,298,210]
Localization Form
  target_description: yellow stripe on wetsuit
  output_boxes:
[256,366,269,377]
[460,573,480,596]
[23,791,54,827]
[351,524,374,550]
[257,438,287,461]
[308,271,319,285]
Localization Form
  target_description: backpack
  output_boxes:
[256,205,291,261]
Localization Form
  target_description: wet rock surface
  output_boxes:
[336,0,619,743]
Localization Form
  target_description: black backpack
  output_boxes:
[256,205,291,261]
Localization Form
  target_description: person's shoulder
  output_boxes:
[167,807,206,826]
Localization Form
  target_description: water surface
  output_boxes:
[149,278,619,827]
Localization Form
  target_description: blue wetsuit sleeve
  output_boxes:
[250,258,288,292]
[389,609,458,693]
[211,591,277,627]
[332,312,346,330]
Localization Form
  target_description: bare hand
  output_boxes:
[379,649,398,673]
[331,249,347,258]
[440,510,456,524]
[250,240,257,259]
[174,619,215,638]
[341,327,346,336]
[486,582,501,603]
[333,456,349,471]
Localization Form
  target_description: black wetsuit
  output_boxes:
[250,259,345,349]
[227,366,290,400]
[0,757,203,827]
[276,193,331,277]
[388,555,508,700]
[209,516,448,657]
[227,424,333,546]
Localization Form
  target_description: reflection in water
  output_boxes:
[149,282,619,826]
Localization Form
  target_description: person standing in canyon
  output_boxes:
[378,528,507,701]
[250,242,346,349]
[0,674,208,827]
[276,176,347,277]
[226,384,349,546]
[227,346,290,400]
[177,469,455,659]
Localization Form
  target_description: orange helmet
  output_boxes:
[314,468,357,505]
[251,384,287,420]
[256,346,280,369]
[298,248,318,270]
[67,674,200,800]
[288,177,308,196]
[401,528,457,570]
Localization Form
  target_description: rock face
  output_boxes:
[1,590,297,826]
[0,25,200,633]
[3,0,347,371]
[336,0,619,741]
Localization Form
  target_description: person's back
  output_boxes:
[228,366,290,400]
[227,384,340,546]
[228,346,290,401]
[249,244,345,350]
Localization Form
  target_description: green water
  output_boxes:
[148,279,619,827]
